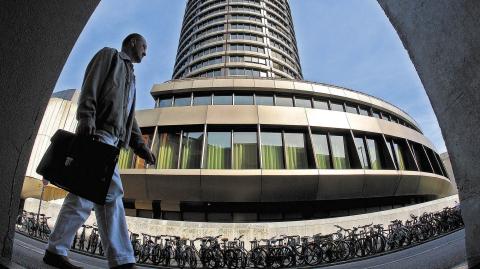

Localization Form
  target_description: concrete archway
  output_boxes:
[1,1,479,268]
[378,1,480,267]
[0,1,99,265]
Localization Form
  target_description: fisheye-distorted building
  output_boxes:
[118,0,452,222]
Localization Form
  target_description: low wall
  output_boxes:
[24,195,459,247]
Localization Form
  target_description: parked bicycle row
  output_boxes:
[16,206,463,268]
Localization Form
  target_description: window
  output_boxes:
[410,142,433,173]
[295,97,312,108]
[193,93,212,105]
[359,106,370,116]
[155,132,181,169]
[330,101,345,112]
[366,137,382,169]
[158,97,173,108]
[392,141,406,170]
[313,99,329,110]
[261,132,284,169]
[345,103,359,114]
[275,95,293,107]
[119,148,134,169]
[330,135,350,169]
[233,132,258,169]
[354,137,369,168]
[174,95,191,107]
[372,110,381,119]
[311,134,331,169]
[179,131,203,169]
[284,133,309,169]
[255,95,274,106]
[205,132,232,169]
[213,93,233,105]
[234,94,254,105]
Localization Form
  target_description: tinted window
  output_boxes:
[233,132,258,169]
[284,133,309,169]
[205,132,232,169]
[193,94,212,105]
[312,134,331,169]
[261,132,284,169]
[276,95,293,107]
[295,97,312,108]
[158,97,173,108]
[313,99,329,110]
[330,102,345,112]
[234,94,254,105]
[330,135,350,169]
[213,94,233,105]
[174,96,191,107]
[256,95,274,105]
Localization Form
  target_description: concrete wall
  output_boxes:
[0,1,99,264]
[25,195,458,249]
[377,1,480,267]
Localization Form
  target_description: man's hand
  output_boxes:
[76,120,96,136]
[135,144,156,165]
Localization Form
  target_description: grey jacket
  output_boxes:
[76,47,145,150]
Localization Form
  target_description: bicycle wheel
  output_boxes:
[27,220,35,237]
[321,241,337,263]
[187,248,198,269]
[279,246,294,268]
[234,249,247,269]
[304,243,321,266]
[224,249,237,269]
[151,244,162,265]
[163,246,173,266]
[249,247,267,269]
[334,240,350,261]
[90,235,98,254]
[354,238,372,257]
[371,234,386,254]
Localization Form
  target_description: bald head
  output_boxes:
[121,33,147,63]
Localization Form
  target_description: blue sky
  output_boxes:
[53,0,446,153]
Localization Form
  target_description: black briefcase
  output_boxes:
[36,129,120,205]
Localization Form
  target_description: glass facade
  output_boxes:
[205,132,232,169]
[295,97,312,108]
[354,137,369,169]
[180,131,203,169]
[255,95,274,105]
[234,94,254,105]
[213,94,233,105]
[118,126,445,178]
[261,132,284,169]
[284,133,308,169]
[233,132,258,169]
[275,95,293,107]
[156,132,181,169]
[154,91,421,133]
[366,137,382,169]
[311,133,331,169]
[330,135,350,169]
[193,94,212,105]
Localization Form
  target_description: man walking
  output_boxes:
[43,33,155,269]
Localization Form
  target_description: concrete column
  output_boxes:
[0,1,99,265]
[377,1,480,267]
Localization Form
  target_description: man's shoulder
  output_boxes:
[96,47,118,56]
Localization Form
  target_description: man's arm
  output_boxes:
[130,118,156,165]
[76,47,116,135]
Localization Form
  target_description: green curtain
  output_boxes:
[261,145,284,169]
[315,153,330,169]
[118,148,134,169]
[367,139,382,170]
[333,156,349,169]
[395,143,406,170]
[156,133,179,169]
[180,134,202,169]
[233,143,257,169]
[285,146,308,169]
[206,144,230,169]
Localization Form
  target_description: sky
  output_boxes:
[53,0,447,153]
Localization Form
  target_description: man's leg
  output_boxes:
[94,196,135,267]
[47,193,93,256]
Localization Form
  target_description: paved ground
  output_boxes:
[11,230,467,269]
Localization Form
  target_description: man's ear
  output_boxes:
[130,39,136,48]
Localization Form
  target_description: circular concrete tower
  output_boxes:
[172,0,303,80]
